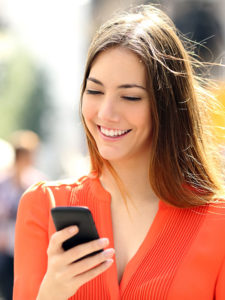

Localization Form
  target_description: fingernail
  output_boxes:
[68,226,78,233]
[98,238,109,247]
[105,259,114,266]
[103,248,115,258]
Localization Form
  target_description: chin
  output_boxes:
[99,151,122,162]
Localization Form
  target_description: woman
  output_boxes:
[13,4,225,300]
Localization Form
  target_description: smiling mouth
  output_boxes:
[98,126,131,138]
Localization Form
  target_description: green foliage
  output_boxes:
[0,33,51,140]
[19,67,52,140]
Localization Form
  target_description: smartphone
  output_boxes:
[51,206,102,257]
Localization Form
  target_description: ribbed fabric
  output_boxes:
[121,205,207,299]
[13,175,225,300]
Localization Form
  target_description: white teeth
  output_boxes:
[100,127,129,137]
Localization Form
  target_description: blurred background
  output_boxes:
[0,0,225,299]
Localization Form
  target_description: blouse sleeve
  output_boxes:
[13,182,50,300]
[215,255,225,299]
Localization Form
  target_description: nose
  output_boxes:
[97,95,119,122]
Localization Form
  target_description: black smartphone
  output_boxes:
[51,206,102,257]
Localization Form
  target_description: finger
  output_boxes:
[67,248,115,277]
[62,238,109,264]
[75,259,114,287]
[48,226,79,255]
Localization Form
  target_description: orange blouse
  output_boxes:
[13,175,225,299]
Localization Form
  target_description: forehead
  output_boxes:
[89,47,146,85]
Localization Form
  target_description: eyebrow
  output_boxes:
[87,77,146,90]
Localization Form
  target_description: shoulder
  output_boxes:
[205,201,225,226]
[16,175,93,229]
[206,200,225,218]
[187,200,225,226]
[195,201,225,248]
[19,175,93,209]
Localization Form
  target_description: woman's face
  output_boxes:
[82,46,152,164]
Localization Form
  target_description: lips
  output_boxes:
[98,125,131,138]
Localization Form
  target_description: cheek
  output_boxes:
[82,97,95,123]
[144,112,152,135]
[132,105,151,131]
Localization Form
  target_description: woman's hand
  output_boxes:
[37,226,114,300]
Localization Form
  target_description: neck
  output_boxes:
[100,155,158,206]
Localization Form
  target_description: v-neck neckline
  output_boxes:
[91,175,169,295]
[119,200,167,292]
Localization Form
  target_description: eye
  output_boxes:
[122,96,142,101]
[86,89,103,95]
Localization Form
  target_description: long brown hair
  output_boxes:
[80,4,224,207]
